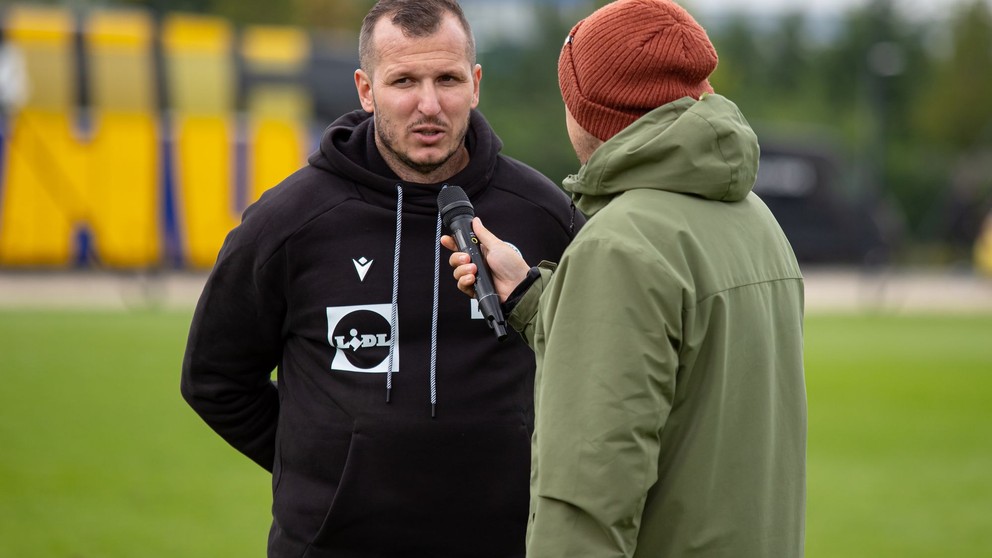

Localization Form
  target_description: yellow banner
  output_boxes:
[0,6,315,269]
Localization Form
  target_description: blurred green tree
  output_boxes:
[910,0,992,260]
[476,4,579,186]
[914,0,992,151]
[291,0,376,31]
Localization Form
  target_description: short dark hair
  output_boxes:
[359,0,476,72]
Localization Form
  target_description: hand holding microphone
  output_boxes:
[438,186,530,341]
[442,216,530,300]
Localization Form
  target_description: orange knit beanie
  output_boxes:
[558,0,718,142]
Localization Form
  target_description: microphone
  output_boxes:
[437,185,508,341]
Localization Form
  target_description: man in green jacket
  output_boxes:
[444,0,806,556]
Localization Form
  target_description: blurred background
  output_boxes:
[0,0,990,557]
[0,0,991,273]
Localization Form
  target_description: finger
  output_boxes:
[471,217,501,248]
[448,251,472,269]
[452,262,477,282]
[457,273,476,298]
[440,234,457,252]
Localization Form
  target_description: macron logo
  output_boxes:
[353,257,373,282]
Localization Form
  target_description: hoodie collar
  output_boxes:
[309,109,501,214]
[564,94,760,218]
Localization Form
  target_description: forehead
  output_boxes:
[370,13,471,75]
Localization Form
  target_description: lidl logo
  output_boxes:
[326,304,397,373]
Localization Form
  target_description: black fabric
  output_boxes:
[181,109,583,557]
[502,266,542,315]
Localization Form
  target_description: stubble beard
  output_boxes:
[373,109,469,181]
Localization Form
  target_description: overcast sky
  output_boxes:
[688,0,990,19]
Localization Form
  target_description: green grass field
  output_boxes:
[1,310,990,557]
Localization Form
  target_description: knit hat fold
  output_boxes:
[558,0,718,141]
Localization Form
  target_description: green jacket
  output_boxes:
[510,94,806,557]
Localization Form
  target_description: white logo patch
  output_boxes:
[326,304,398,373]
[352,257,373,282]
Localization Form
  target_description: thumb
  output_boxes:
[471,217,501,247]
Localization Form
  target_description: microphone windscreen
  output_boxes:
[437,185,475,228]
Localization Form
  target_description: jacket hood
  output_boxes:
[308,109,502,214]
[564,94,759,217]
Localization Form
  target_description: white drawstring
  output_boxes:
[429,212,441,417]
[386,184,402,403]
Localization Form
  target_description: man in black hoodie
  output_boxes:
[180,1,581,557]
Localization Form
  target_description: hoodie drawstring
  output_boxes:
[385,183,442,418]
[386,184,402,403]
[429,212,441,417]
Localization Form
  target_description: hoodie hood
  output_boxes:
[308,109,502,214]
[564,93,759,217]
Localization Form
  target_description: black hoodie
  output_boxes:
[181,109,582,558]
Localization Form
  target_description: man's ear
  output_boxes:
[355,69,375,113]
[471,64,482,109]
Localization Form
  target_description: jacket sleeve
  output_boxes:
[507,261,557,346]
[525,237,682,558]
[180,219,287,472]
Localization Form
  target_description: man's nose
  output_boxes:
[417,84,442,116]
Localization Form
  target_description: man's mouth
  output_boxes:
[412,126,445,137]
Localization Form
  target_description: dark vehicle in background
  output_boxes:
[754,142,892,267]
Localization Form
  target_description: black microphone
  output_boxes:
[437,185,508,341]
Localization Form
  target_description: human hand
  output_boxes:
[441,217,531,302]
